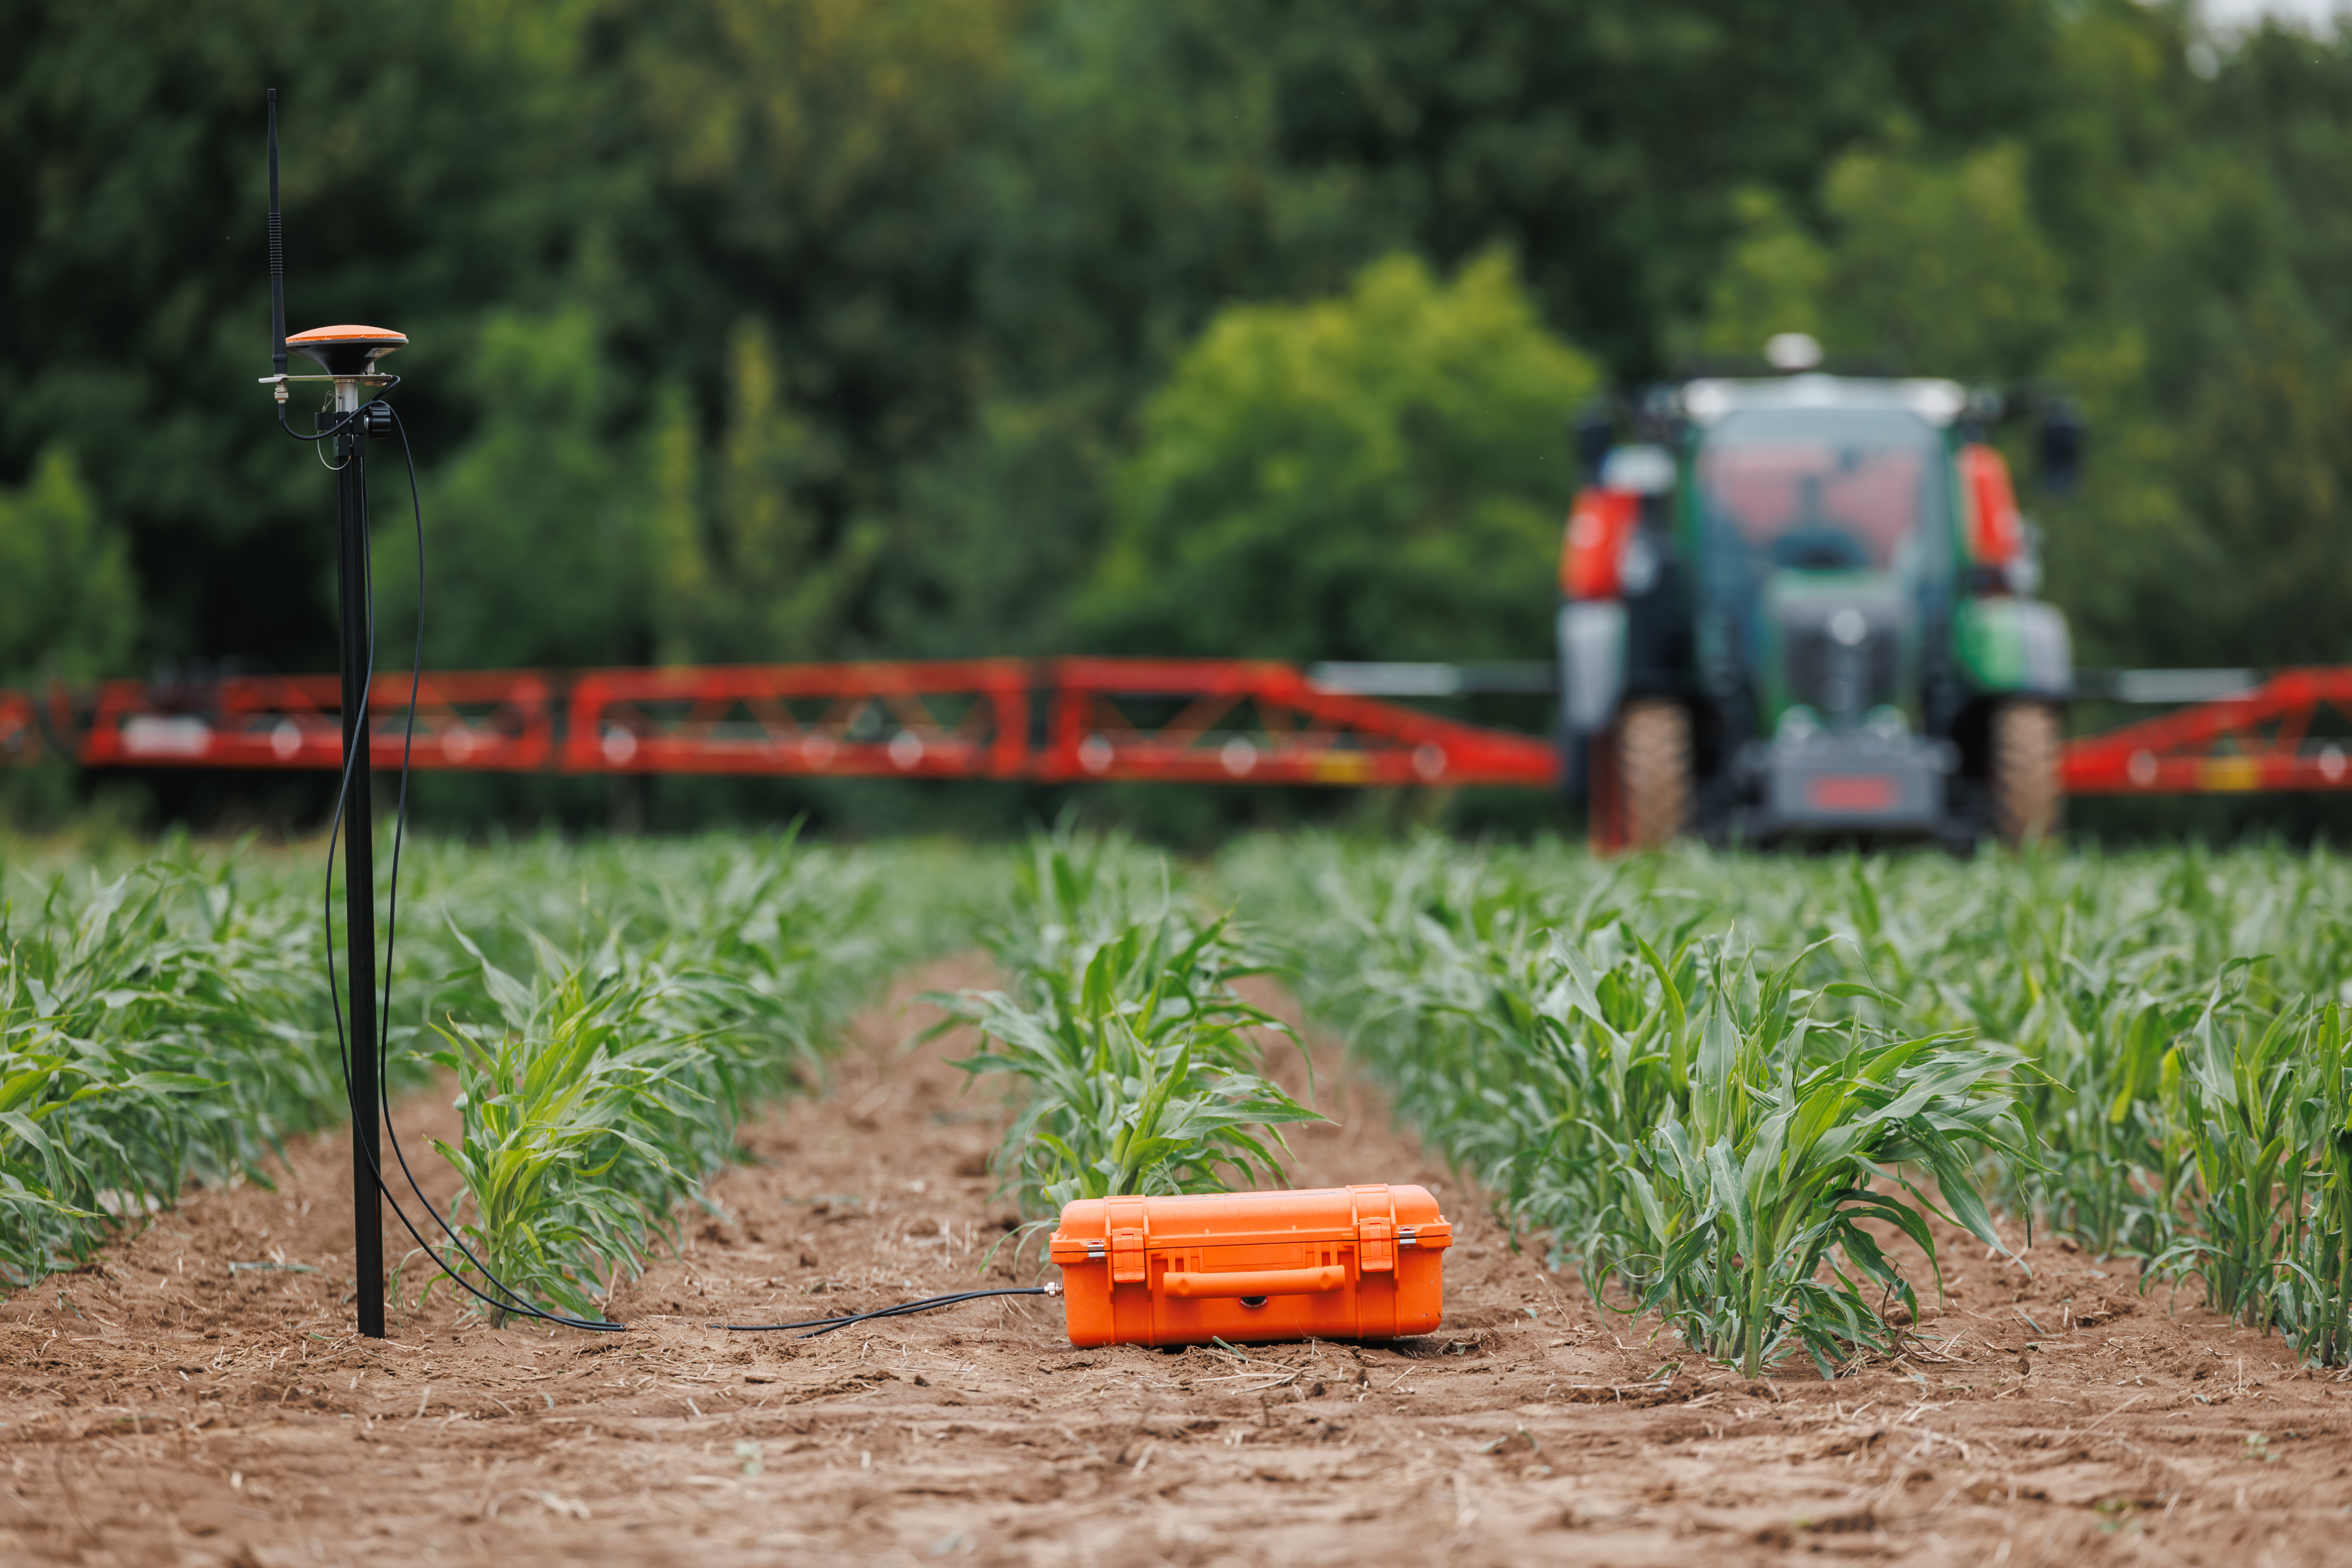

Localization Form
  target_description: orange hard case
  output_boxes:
[1048,1185,1452,1348]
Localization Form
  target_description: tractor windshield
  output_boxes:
[1696,407,1945,576]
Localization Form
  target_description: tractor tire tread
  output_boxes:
[1990,699,2064,847]
[1620,698,1692,850]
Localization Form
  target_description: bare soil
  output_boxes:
[6,957,2352,1565]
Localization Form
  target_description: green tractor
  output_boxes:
[1556,348,2080,850]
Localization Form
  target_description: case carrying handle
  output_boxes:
[1159,1265,1346,1299]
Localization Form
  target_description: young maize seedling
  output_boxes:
[934,831,1321,1220]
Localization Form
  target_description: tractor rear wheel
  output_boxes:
[1617,698,1693,850]
[1989,700,2064,847]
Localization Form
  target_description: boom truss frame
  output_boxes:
[41,659,1559,789]
[2061,668,2352,795]
[17,660,2349,798]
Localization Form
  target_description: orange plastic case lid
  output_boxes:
[1049,1185,1452,1348]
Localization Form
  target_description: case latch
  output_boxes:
[1357,1216,1396,1274]
[1106,1197,1148,1285]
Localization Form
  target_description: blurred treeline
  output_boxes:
[2,0,2349,833]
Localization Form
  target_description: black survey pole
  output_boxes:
[334,401,385,1340]
[266,89,407,1339]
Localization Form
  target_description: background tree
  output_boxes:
[1085,252,1597,664]
[0,450,135,683]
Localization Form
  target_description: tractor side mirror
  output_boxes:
[1572,402,1615,484]
[2039,398,2084,494]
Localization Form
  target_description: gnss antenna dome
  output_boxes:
[286,324,407,377]
[284,324,405,431]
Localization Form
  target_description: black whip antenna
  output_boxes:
[267,89,286,383]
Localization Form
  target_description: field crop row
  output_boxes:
[12,827,2352,1375]
[0,834,989,1317]
[1222,838,2352,1369]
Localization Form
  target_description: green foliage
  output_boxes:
[2145,980,2352,1367]
[1608,940,2030,1377]
[1085,253,1598,663]
[932,830,1321,1218]
[423,944,702,1324]
[1698,143,2067,380]
[370,309,655,669]
[0,851,331,1284]
[0,831,989,1312]
[0,448,135,683]
[1223,833,2352,1370]
[409,836,940,1320]
[646,324,878,665]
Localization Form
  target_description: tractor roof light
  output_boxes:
[1765,332,1823,371]
[1683,374,1968,427]
[1598,444,1675,495]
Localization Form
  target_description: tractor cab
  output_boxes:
[1559,365,2074,849]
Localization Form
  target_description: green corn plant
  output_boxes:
[945,983,1320,1213]
[423,936,710,1324]
[2273,1004,2352,1366]
[2143,970,2352,1363]
[937,832,1321,1218]
[979,819,1172,999]
[0,1041,177,1282]
[416,836,927,1323]
[2146,966,2294,1329]
[1604,940,2034,1376]
[0,854,328,1283]
[1221,833,2352,1306]
[1928,891,2196,1260]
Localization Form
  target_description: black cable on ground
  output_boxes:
[726,1286,1058,1338]
[306,398,623,1333]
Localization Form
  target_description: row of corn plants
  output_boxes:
[407,835,992,1323]
[0,832,980,1318]
[0,845,337,1283]
[929,827,1322,1234]
[17,821,2351,1362]
[1220,834,2352,1370]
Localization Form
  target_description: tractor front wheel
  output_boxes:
[1589,698,1691,852]
[1989,700,2064,847]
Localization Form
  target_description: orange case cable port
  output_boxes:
[1047,1185,1452,1348]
